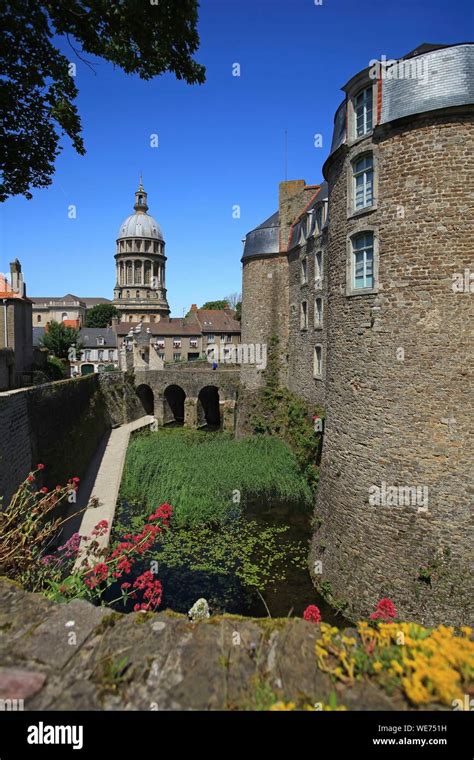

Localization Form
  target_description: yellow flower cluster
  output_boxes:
[312,620,473,708]
[356,621,474,707]
[315,623,358,684]
[269,700,347,711]
[270,701,296,711]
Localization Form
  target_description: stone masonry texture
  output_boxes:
[311,111,474,626]
[0,578,414,711]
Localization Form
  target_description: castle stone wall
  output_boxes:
[311,111,474,626]
[0,373,145,505]
[240,256,289,389]
[287,231,327,407]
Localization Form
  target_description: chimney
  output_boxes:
[190,304,198,312]
[10,259,25,297]
[278,180,318,252]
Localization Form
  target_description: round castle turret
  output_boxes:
[311,43,474,625]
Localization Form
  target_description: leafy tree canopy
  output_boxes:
[200,300,228,310]
[40,320,83,360]
[84,303,120,328]
[1,0,205,201]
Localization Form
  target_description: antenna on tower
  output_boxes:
[284,129,288,182]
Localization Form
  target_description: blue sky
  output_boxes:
[1,0,472,316]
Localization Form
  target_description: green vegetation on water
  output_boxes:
[119,428,313,526]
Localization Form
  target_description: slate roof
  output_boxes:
[241,210,280,261]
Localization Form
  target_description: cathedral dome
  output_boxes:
[117,213,163,241]
[116,178,164,241]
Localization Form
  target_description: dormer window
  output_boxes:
[97,337,105,346]
[354,86,373,137]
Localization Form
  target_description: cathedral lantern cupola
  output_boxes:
[112,178,170,323]
[134,176,149,214]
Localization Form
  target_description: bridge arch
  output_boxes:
[197,385,220,429]
[136,383,154,415]
[163,384,186,426]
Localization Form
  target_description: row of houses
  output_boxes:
[31,305,241,376]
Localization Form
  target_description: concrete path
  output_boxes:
[71,415,154,569]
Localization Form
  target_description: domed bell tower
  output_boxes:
[113,178,170,323]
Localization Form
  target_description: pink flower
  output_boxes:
[303,605,322,623]
[370,598,397,621]
[36,463,45,470]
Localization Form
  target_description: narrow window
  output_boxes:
[354,87,373,137]
[352,232,374,289]
[300,300,308,330]
[314,297,323,328]
[353,154,374,210]
[301,257,308,284]
[314,346,323,378]
[315,251,323,286]
[315,205,323,233]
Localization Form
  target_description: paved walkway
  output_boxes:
[71,415,155,569]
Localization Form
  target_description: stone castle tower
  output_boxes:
[113,179,170,323]
[240,42,474,626]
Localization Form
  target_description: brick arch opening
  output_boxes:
[163,384,186,426]
[136,384,154,415]
[197,385,220,429]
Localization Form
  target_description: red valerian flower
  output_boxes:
[303,604,322,623]
[84,562,109,588]
[39,487,48,494]
[55,485,62,491]
[370,598,397,621]
[148,503,173,523]
[71,477,80,484]
[27,474,35,483]
[91,519,109,537]
[36,463,45,470]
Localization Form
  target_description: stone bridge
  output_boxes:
[132,366,240,431]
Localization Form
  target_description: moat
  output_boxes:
[109,428,346,624]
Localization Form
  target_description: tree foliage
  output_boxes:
[200,300,228,310]
[39,320,83,360]
[1,0,205,201]
[84,303,120,327]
